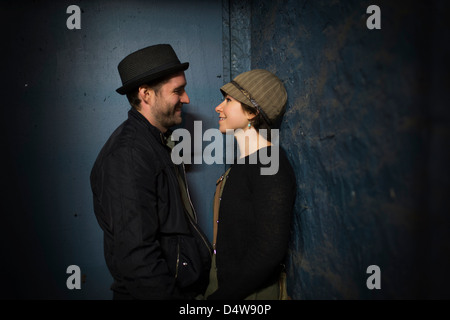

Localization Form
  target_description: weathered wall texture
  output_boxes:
[250,0,450,299]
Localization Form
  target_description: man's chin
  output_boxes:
[167,115,183,128]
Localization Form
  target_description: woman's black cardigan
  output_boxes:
[208,146,296,300]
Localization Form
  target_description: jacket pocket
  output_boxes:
[175,235,210,290]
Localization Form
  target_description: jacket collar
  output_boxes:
[128,108,172,147]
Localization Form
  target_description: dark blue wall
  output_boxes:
[1,0,224,299]
[250,0,450,299]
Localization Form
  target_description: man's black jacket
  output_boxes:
[90,108,212,299]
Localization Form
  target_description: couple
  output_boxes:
[90,44,296,300]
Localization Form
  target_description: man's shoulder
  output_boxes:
[99,120,135,154]
[95,118,154,161]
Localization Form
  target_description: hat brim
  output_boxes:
[220,83,254,110]
[116,62,189,95]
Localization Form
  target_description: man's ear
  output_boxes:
[138,85,155,106]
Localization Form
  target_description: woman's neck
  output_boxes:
[234,127,271,158]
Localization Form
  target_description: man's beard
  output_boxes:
[154,101,183,129]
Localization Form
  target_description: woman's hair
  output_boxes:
[241,103,273,142]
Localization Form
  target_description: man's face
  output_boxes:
[151,72,189,131]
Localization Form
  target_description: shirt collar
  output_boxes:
[128,108,173,148]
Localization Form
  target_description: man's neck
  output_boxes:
[137,108,168,133]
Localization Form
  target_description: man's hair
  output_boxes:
[126,75,171,110]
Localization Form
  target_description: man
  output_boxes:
[90,44,212,300]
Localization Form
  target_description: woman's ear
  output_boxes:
[246,110,258,121]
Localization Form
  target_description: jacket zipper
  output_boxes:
[175,241,180,279]
[181,163,213,257]
[181,163,198,222]
[187,213,213,258]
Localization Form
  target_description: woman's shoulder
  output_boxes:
[243,146,295,182]
[242,146,296,203]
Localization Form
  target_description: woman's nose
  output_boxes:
[215,100,224,113]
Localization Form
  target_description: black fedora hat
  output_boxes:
[116,44,189,95]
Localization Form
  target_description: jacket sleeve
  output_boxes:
[208,159,296,300]
[97,145,181,299]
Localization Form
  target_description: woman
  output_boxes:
[204,69,296,300]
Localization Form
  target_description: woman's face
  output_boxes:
[215,95,251,133]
